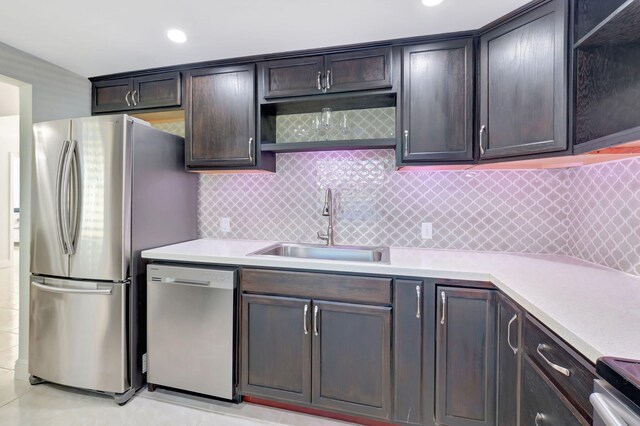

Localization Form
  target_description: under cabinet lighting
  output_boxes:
[167,29,187,43]
[422,0,444,6]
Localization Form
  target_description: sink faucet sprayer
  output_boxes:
[317,188,335,246]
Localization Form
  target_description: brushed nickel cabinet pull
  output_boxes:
[403,130,409,157]
[534,413,545,426]
[536,344,571,377]
[125,91,132,107]
[507,313,518,354]
[303,304,309,335]
[416,285,421,319]
[313,305,319,336]
[248,137,254,163]
[131,90,138,106]
[479,125,487,156]
[326,69,331,90]
[440,291,446,325]
[317,71,323,91]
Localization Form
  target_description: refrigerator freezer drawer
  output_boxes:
[29,277,129,393]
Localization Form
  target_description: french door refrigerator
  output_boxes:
[29,115,197,404]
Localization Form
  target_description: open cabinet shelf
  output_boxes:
[575,0,640,48]
[260,138,396,153]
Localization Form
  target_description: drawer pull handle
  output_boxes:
[303,304,309,335]
[534,413,545,426]
[507,313,518,354]
[440,291,446,325]
[416,285,421,319]
[536,343,571,377]
[317,71,323,91]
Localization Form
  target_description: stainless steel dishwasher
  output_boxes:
[146,264,237,400]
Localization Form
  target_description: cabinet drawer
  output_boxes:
[521,356,589,426]
[524,314,596,420]
[241,269,391,305]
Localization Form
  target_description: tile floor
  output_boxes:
[0,247,352,425]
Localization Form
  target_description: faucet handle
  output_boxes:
[317,231,329,242]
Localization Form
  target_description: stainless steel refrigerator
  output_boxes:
[29,115,197,404]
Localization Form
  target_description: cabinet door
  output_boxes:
[241,294,311,404]
[401,40,474,163]
[312,301,392,420]
[496,293,522,426]
[133,72,181,110]
[92,78,133,114]
[325,47,392,93]
[436,287,496,426]
[479,0,567,159]
[393,280,423,425]
[185,65,256,168]
[260,56,325,99]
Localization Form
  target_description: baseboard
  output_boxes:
[14,358,29,381]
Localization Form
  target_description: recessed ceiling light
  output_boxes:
[422,0,444,6]
[167,29,187,43]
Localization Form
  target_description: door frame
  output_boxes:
[7,152,19,267]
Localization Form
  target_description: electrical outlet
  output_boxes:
[220,217,231,233]
[421,222,433,240]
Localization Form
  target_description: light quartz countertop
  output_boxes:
[142,238,640,364]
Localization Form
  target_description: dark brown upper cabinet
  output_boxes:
[573,0,640,153]
[435,286,496,426]
[496,293,523,426]
[185,64,272,171]
[478,0,568,160]
[260,47,392,99]
[91,72,181,114]
[399,39,474,165]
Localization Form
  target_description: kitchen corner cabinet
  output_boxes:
[435,287,496,426]
[259,47,392,99]
[496,293,523,426]
[478,0,568,160]
[91,72,181,114]
[185,65,264,170]
[399,39,474,165]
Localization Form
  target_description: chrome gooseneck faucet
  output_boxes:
[317,188,335,246]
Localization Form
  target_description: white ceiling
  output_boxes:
[0,0,531,78]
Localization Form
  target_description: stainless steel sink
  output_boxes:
[248,243,390,264]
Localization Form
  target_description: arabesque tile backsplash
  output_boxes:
[152,120,640,276]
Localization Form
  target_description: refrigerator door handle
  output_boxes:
[60,139,76,255]
[68,141,80,254]
[32,281,113,295]
[55,140,70,255]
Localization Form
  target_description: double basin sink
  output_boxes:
[249,242,390,264]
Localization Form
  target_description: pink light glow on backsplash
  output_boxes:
[197,150,640,276]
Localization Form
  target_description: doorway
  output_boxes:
[0,79,20,374]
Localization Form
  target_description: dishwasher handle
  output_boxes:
[148,266,236,290]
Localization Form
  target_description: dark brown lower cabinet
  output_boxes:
[393,279,424,425]
[312,301,391,419]
[240,286,392,421]
[521,356,589,426]
[241,294,311,404]
[496,293,522,426]
[435,287,496,426]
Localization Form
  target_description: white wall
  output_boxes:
[0,40,91,379]
[0,115,19,268]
